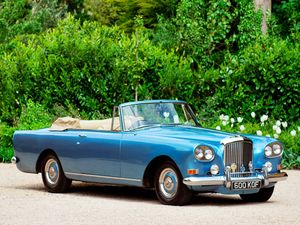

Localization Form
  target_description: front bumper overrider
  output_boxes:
[183,169,288,188]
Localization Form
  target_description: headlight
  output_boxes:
[205,149,213,160]
[194,146,215,161]
[264,146,272,157]
[273,144,282,155]
[264,142,283,158]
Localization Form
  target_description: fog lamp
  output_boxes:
[264,161,273,172]
[210,164,219,175]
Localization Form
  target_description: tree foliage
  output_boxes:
[272,0,300,38]
[83,0,179,30]
[0,0,66,44]
[153,0,263,69]
[0,0,299,165]
[0,16,193,123]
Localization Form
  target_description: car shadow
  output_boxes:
[192,193,244,206]
[69,182,158,204]
[15,182,273,206]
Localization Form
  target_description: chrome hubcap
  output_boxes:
[159,168,178,199]
[45,159,59,185]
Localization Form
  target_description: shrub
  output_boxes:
[0,100,53,162]
[0,16,194,123]
[200,36,300,122]
[153,0,262,69]
[208,112,300,169]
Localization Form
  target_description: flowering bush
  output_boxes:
[210,112,300,169]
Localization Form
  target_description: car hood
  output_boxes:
[136,125,274,146]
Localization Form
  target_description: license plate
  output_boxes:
[232,180,261,190]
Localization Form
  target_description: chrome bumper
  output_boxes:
[183,171,288,188]
[11,156,18,164]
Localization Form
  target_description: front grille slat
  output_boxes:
[224,140,253,173]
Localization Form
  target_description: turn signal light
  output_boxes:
[187,169,199,175]
[277,164,283,171]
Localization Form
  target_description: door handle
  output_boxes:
[79,134,87,138]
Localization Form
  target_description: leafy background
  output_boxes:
[0,0,299,168]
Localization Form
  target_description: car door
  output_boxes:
[62,130,121,177]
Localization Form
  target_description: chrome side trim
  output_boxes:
[65,172,142,182]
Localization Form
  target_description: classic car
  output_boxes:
[12,100,287,205]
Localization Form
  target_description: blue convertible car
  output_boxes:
[12,100,287,205]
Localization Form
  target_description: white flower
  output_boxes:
[163,112,170,118]
[276,120,281,127]
[298,126,300,132]
[222,121,228,126]
[240,125,245,131]
[219,114,225,121]
[231,124,234,128]
[237,117,243,123]
[272,125,278,131]
[282,121,288,128]
[276,127,282,134]
[230,118,235,123]
[223,115,229,121]
[274,134,279,139]
[256,130,263,136]
[260,115,268,123]
[266,134,271,137]
[216,126,221,130]
[290,130,296,136]
[251,112,256,118]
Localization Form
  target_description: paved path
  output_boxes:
[0,164,299,225]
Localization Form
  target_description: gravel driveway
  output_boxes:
[0,163,299,225]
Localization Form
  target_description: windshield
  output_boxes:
[121,102,197,131]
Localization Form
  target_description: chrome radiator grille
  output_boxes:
[224,140,253,172]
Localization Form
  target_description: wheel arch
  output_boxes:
[36,149,58,173]
[143,155,181,188]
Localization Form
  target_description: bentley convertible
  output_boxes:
[12,100,287,205]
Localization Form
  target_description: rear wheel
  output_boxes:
[41,154,72,193]
[240,186,274,202]
[154,162,192,205]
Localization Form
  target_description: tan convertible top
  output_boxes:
[49,116,120,131]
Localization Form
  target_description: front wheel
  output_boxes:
[41,154,72,193]
[240,186,274,202]
[154,162,192,205]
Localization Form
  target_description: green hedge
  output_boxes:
[0,16,194,123]
[204,36,300,121]
[1,100,299,168]
[0,14,299,166]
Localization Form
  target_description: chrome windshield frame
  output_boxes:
[119,100,200,132]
